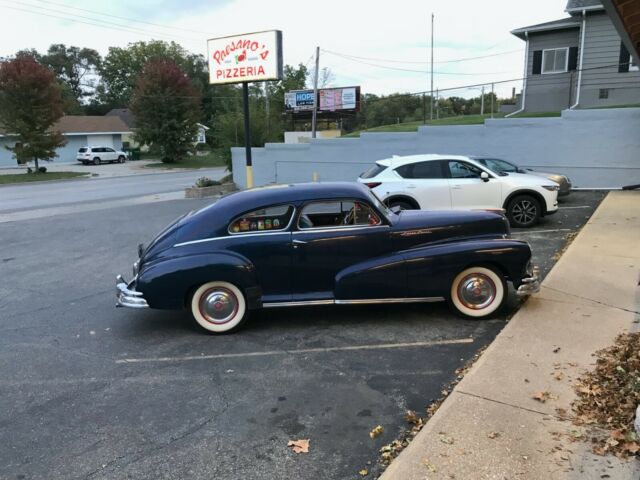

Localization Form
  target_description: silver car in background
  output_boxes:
[473,156,572,197]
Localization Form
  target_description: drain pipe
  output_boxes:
[506,31,529,117]
[570,10,587,109]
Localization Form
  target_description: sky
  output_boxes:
[0,0,572,98]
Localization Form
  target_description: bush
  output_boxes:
[27,167,33,173]
[38,166,47,173]
[194,176,220,188]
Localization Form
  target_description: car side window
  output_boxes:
[298,200,381,229]
[229,205,294,233]
[395,161,444,179]
[106,148,115,153]
[448,161,482,179]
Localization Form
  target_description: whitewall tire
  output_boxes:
[449,266,506,318]
[190,281,247,333]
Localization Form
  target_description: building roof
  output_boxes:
[566,0,604,13]
[511,17,581,39]
[0,115,131,137]
[106,108,136,128]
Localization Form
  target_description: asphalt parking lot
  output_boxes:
[0,190,606,480]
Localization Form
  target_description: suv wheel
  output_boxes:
[507,195,541,228]
[118,156,126,163]
[93,157,101,165]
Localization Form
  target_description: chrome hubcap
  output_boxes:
[512,200,537,225]
[457,274,496,309]
[199,288,238,324]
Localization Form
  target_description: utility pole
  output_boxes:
[265,81,270,138]
[480,85,485,116]
[491,83,495,119]
[242,82,253,188]
[430,13,434,121]
[311,46,320,138]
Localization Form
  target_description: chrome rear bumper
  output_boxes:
[116,274,149,308]
[516,266,540,297]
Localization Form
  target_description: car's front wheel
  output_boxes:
[118,156,126,163]
[190,281,248,334]
[448,266,506,318]
[506,194,541,228]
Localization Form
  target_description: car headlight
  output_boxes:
[542,185,559,191]
[133,261,139,277]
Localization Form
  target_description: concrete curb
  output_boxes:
[380,191,640,480]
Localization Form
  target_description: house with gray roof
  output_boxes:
[0,116,131,167]
[510,0,640,112]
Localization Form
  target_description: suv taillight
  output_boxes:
[364,182,381,188]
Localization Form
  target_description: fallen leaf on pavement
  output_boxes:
[287,439,309,453]
[369,425,384,439]
[487,432,500,439]
[404,410,419,425]
[423,458,437,472]
[553,346,561,353]
[532,391,550,403]
[358,468,368,476]
[439,434,454,445]
[554,371,564,381]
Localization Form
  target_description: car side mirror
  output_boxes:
[480,171,490,182]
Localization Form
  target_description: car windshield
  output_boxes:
[360,163,387,179]
[480,158,518,176]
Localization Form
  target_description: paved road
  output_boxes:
[0,167,226,214]
[0,192,604,480]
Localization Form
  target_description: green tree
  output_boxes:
[0,55,66,170]
[131,59,201,163]
[99,41,205,107]
[38,44,101,102]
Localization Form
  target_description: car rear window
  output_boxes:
[360,163,387,179]
[78,148,87,153]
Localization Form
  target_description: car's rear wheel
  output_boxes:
[387,200,415,211]
[448,266,506,318]
[118,156,126,163]
[507,195,541,228]
[93,157,101,165]
[190,281,248,334]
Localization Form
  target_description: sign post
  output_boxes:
[207,30,283,188]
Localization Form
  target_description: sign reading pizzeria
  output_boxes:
[207,30,283,85]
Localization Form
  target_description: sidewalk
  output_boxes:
[381,191,640,479]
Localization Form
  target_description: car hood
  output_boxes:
[391,209,509,246]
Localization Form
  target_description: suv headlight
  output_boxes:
[542,185,559,191]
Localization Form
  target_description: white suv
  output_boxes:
[358,154,559,228]
[77,146,127,165]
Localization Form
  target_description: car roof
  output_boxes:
[376,154,472,167]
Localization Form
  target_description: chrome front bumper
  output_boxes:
[516,266,540,297]
[116,274,149,308]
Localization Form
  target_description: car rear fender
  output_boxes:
[136,251,260,309]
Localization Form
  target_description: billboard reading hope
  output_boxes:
[207,30,283,85]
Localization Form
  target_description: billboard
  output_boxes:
[319,87,359,111]
[284,90,315,112]
[207,30,283,84]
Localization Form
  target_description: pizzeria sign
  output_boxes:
[207,30,283,85]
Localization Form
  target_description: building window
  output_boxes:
[542,48,569,74]
[599,89,609,99]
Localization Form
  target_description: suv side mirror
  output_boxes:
[480,171,490,182]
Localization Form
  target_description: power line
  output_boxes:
[28,0,214,36]
[321,48,522,65]
[0,1,202,44]
[323,49,508,75]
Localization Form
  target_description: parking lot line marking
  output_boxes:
[511,229,572,235]
[558,205,592,209]
[115,338,474,364]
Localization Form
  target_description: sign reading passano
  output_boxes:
[207,30,283,85]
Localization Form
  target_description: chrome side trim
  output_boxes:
[262,297,444,308]
[336,297,444,305]
[263,300,335,308]
[174,230,290,248]
[293,225,390,235]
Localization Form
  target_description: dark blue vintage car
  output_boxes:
[116,182,539,333]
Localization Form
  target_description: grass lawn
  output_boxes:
[144,151,228,169]
[0,171,88,185]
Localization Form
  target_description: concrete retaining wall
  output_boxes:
[232,107,640,189]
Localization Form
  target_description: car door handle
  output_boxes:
[292,239,307,246]
[452,185,463,189]
[406,184,416,189]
